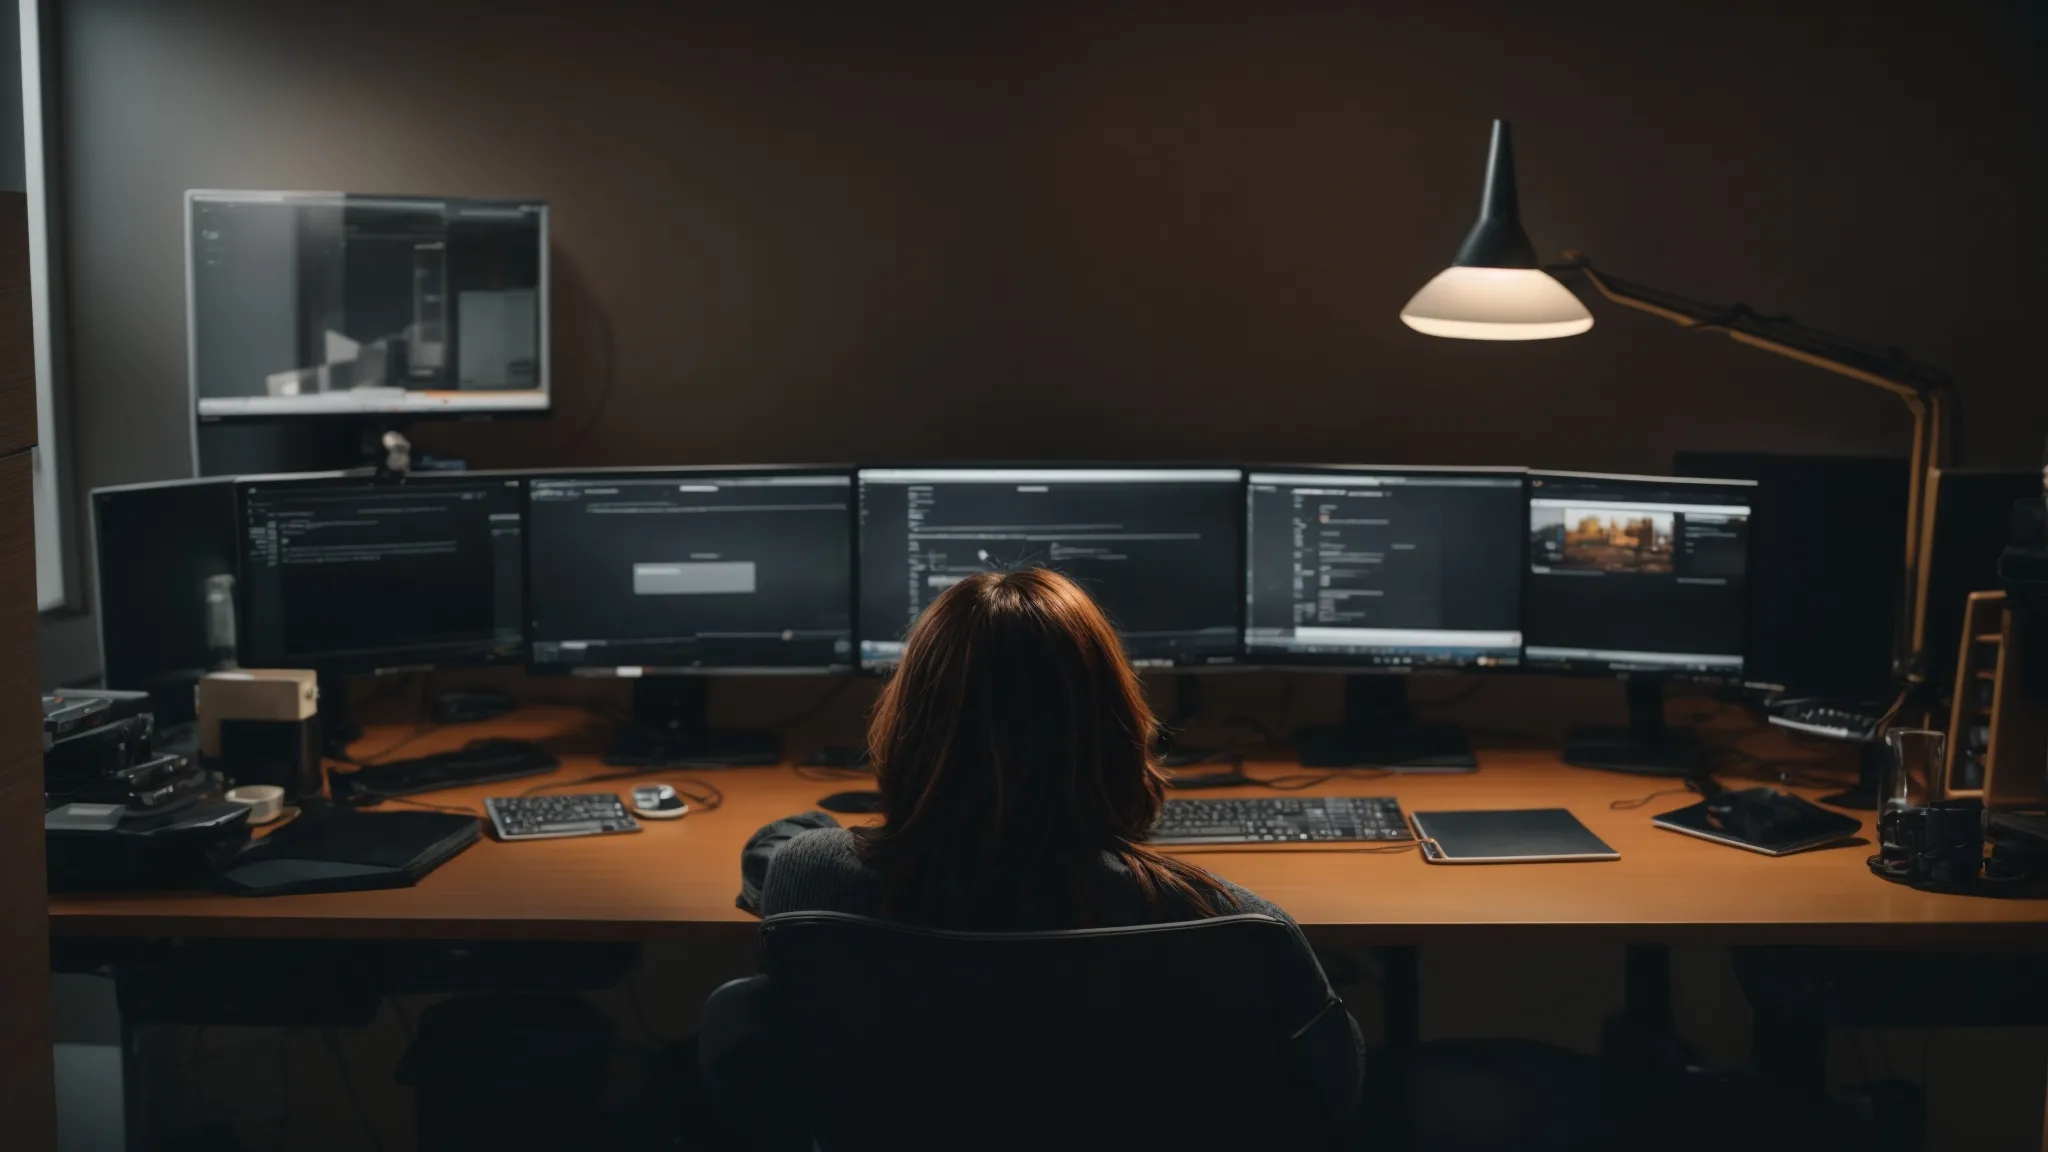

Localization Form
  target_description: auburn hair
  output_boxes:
[854,567,1235,928]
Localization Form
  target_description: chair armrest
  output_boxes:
[700,975,777,1082]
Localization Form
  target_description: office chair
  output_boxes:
[701,911,1358,1151]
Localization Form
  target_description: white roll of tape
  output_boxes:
[225,784,286,825]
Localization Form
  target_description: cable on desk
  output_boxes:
[335,721,442,768]
[521,768,726,812]
[792,763,871,783]
[1170,764,1397,791]
[1609,785,1697,811]
[368,793,484,817]
[320,1027,386,1152]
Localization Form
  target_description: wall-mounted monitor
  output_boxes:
[188,191,548,421]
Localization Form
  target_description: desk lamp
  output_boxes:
[1402,120,1954,720]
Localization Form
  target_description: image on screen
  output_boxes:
[93,478,242,725]
[238,474,526,669]
[1522,471,1754,676]
[190,191,548,419]
[1244,467,1524,669]
[525,471,853,673]
[858,468,1243,670]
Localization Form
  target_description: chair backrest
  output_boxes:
[755,910,1342,1150]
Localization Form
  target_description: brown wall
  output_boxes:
[54,0,2048,488]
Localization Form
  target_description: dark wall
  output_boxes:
[44,0,2048,678]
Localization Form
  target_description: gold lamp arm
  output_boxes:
[1549,252,1956,681]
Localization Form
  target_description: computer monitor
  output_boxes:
[237,472,527,672]
[1523,470,1756,775]
[524,468,856,763]
[1244,466,1525,770]
[188,191,548,421]
[857,467,1244,671]
[1245,467,1524,669]
[1673,452,1907,701]
[91,477,242,727]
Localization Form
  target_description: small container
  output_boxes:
[225,784,285,825]
[1880,728,1945,812]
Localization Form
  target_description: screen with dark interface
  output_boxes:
[93,478,242,725]
[190,192,547,419]
[1523,471,1754,677]
[239,474,526,670]
[1244,468,1524,668]
[858,468,1243,670]
[525,471,853,673]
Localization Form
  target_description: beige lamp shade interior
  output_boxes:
[1399,266,1594,341]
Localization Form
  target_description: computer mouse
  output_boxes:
[630,784,689,820]
[818,790,885,815]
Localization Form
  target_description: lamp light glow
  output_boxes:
[1400,266,1593,340]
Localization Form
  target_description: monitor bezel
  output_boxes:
[186,190,553,434]
[232,468,533,675]
[521,464,859,678]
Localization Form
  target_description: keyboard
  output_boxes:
[1152,796,1411,845]
[485,793,641,841]
[1767,699,1883,743]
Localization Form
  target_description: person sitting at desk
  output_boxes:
[743,567,1363,1106]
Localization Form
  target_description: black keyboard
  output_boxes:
[485,793,640,841]
[1767,699,1883,743]
[1152,796,1411,845]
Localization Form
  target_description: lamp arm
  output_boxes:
[1546,252,1953,405]
[1547,251,1958,691]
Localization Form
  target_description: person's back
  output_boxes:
[745,568,1363,1114]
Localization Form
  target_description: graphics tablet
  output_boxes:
[1652,788,1862,856]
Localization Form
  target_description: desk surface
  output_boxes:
[44,708,2048,945]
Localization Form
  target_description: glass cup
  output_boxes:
[1881,728,1946,812]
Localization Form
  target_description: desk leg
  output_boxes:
[1624,945,1672,1031]
[1377,946,1420,1052]
[1751,1000,1828,1101]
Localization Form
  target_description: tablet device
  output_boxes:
[1652,788,1862,856]
[1410,808,1619,864]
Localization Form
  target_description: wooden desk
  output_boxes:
[45,708,2048,946]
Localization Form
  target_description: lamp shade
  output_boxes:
[1399,120,1591,341]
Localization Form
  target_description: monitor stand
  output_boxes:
[1562,676,1704,777]
[320,671,361,761]
[606,678,782,767]
[1156,674,1215,767]
[1293,675,1477,771]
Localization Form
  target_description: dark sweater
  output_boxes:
[754,825,1365,1112]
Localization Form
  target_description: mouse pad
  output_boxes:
[1653,791,1862,856]
[1410,808,1618,864]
